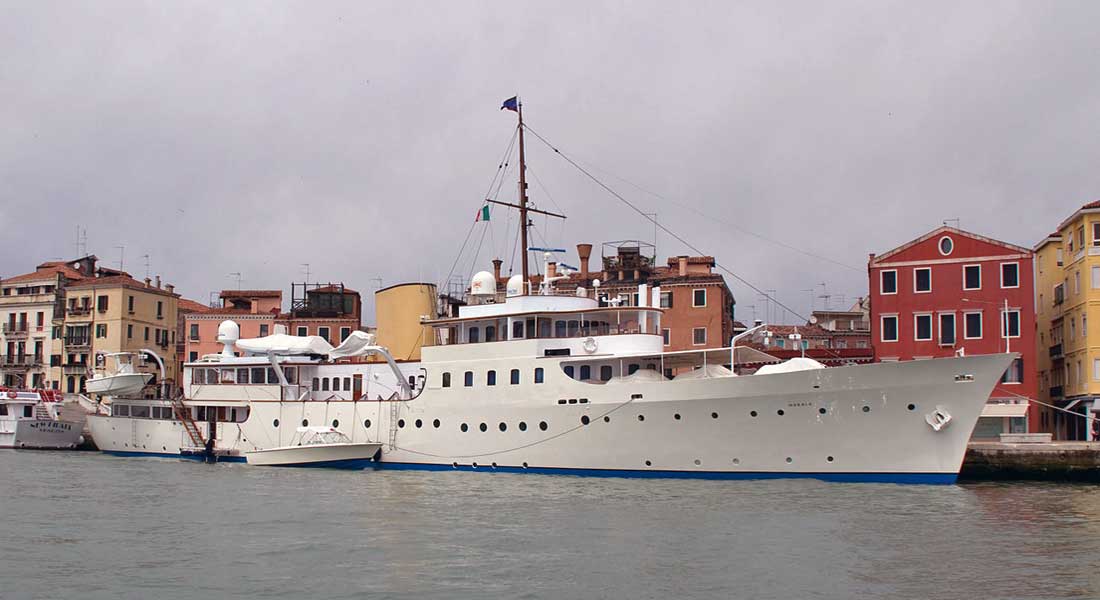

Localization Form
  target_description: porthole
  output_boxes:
[693,459,701,466]
[301,419,309,427]
[539,421,548,431]
[433,419,441,428]
[827,456,835,462]
[479,422,488,432]
[862,406,871,413]
[603,416,610,423]
[273,419,280,428]
[519,421,527,431]
[398,419,405,428]
[415,419,423,428]
[786,457,793,463]
[522,462,529,468]
[750,411,758,417]
[645,460,652,466]
[638,414,645,422]
[674,413,681,420]
[777,409,785,416]
[472,462,478,468]
[332,419,339,428]
[452,462,459,468]
[907,403,916,411]
[581,415,590,425]
[364,419,371,428]
[711,412,718,419]
[818,407,827,415]
[461,423,469,432]
[732,458,741,465]
[499,422,507,432]
[491,462,497,468]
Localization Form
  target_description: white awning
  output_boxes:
[981,403,1029,418]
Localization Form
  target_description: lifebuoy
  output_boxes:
[5,391,16,399]
[582,337,598,354]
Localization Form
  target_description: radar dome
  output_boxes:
[471,271,496,296]
[217,320,240,357]
[506,274,524,297]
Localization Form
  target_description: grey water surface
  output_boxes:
[1,450,1098,600]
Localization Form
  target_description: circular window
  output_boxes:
[522,462,529,468]
[732,458,741,465]
[460,423,469,432]
[433,419,441,428]
[580,415,590,425]
[907,403,916,411]
[499,422,507,432]
[862,406,871,413]
[539,421,548,431]
[415,419,422,428]
[301,419,309,427]
[273,419,280,428]
[637,414,645,422]
[332,419,339,428]
[479,423,488,432]
[398,419,405,428]
[519,421,527,431]
[777,409,785,416]
[711,412,718,419]
[364,419,371,428]
[645,460,652,466]
[818,407,827,415]
[750,410,758,417]
[603,416,611,423]
[827,456,835,462]
[786,457,793,463]
[938,236,954,256]
[674,413,681,420]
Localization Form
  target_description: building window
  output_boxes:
[96,295,108,312]
[156,301,163,318]
[964,312,983,339]
[464,371,473,387]
[340,327,351,341]
[318,327,330,342]
[692,327,707,345]
[189,324,199,340]
[260,324,269,337]
[692,289,707,307]
[660,291,673,308]
[144,327,150,341]
[938,236,954,256]
[127,295,134,313]
[1002,310,1021,338]
[963,265,981,290]
[1075,271,1081,295]
[881,315,898,342]
[534,367,544,384]
[1094,358,1100,381]
[914,314,932,341]
[880,270,897,295]
[1001,263,1019,288]
[95,324,107,338]
[442,372,451,387]
[914,268,931,293]
[1001,358,1024,384]
[1092,266,1100,290]
[510,369,519,384]
[296,326,307,337]
[939,313,956,345]
[189,352,197,362]
[662,328,670,346]
[127,324,133,339]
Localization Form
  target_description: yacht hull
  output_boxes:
[0,419,83,449]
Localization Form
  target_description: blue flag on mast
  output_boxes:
[501,96,518,112]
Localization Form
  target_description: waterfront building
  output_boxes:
[1034,201,1100,441]
[810,297,872,350]
[283,283,362,346]
[0,257,95,389]
[374,283,438,361]
[184,290,281,362]
[62,272,181,393]
[868,226,1038,439]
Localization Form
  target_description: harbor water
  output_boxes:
[2,450,1098,600]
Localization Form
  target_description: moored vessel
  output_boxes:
[0,388,85,449]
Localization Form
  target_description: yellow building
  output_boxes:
[1035,201,1100,440]
[374,283,437,361]
[62,274,180,394]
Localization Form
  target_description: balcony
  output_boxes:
[1,324,28,337]
[1049,343,1064,359]
[0,355,42,368]
[62,361,89,371]
[64,337,91,349]
[1050,385,1064,399]
[67,306,91,317]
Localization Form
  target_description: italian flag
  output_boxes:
[476,205,490,222]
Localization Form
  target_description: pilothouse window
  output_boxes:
[469,327,480,343]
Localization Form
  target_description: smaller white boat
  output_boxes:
[85,352,153,396]
[245,427,381,468]
[0,388,85,449]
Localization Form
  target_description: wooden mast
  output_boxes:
[517,98,530,294]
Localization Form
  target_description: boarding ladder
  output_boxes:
[387,392,400,451]
[171,396,205,448]
[34,403,52,420]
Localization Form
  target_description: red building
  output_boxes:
[868,226,1037,437]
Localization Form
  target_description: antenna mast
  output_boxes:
[516,98,531,293]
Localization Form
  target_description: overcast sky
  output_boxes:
[2,1,1098,325]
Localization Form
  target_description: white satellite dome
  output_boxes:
[470,271,497,296]
[506,274,524,297]
[217,320,240,357]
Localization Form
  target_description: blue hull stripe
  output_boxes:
[98,451,957,484]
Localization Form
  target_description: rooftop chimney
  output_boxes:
[165,284,175,294]
[155,275,161,289]
[677,256,688,277]
[144,277,152,288]
[576,243,592,280]
[492,258,503,284]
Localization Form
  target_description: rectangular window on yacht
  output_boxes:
[464,371,473,387]
[555,321,567,337]
[312,378,319,391]
[469,327,480,343]
[297,326,308,336]
[318,327,330,342]
[580,365,591,380]
[601,365,612,381]
[237,368,250,384]
[693,327,706,345]
[881,315,898,342]
[251,367,265,384]
[564,365,575,379]
[534,368,544,384]
[693,289,707,307]
[486,325,497,341]
[512,321,524,339]
[442,372,451,387]
[510,369,519,385]
[131,405,149,418]
[113,404,129,417]
[487,370,496,386]
[321,378,329,391]
[662,329,670,346]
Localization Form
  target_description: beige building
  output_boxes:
[61,274,180,394]
[375,283,438,361]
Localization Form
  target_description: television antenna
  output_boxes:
[228,272,243,290]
